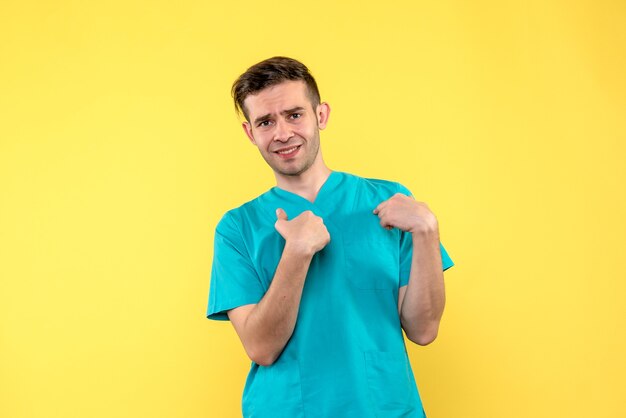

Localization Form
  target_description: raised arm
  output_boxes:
[374,193,445,346]
[227,209,330,366]
[396,229,445,345]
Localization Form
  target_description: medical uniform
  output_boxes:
[207,171,454,418]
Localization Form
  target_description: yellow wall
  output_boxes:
[1,1,625,417]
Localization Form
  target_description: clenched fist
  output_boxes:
[373,193,439,234]
[274,208,331,256]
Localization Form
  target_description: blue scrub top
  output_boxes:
[207,171,454,418]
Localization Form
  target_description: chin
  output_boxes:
[277,167,305,177]
[273,161,310,177]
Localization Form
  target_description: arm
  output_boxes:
[374,193,445,346]
[397,227,445,345]
[227,209,329,366]
[228,244,312,366]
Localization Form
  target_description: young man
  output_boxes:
[206,56,454,418]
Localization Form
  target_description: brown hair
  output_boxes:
[231,56,321,122]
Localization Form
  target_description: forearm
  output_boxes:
[400,229,446,345]
[240,243,313,365]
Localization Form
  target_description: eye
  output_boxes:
[290,113,301,120]
[258,120,271,127]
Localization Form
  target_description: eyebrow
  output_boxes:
[253,106,306,125]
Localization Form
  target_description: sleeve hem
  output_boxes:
[206,295,264,321]
[443,261,454,272]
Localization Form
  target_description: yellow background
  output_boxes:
[1,0,625,417]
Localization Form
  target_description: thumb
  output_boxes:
[275,208,288,221]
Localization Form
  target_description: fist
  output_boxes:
[274,208,331,256]
[373,193,438,234]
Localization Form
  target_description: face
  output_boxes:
[241,80,330,178]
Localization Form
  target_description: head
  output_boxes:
[231,57,330,178]
[232,56,321,122]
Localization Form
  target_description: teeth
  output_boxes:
[277,146,299,154]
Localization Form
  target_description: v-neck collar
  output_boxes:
[270,170,342,208]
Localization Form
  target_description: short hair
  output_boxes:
[231,56,321,122]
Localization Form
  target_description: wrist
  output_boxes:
[283,240,316,259]
[410,222,439,239]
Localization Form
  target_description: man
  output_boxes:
[206,56,454,418]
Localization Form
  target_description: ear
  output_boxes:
[316,102,331,130]
[242,121,256,145]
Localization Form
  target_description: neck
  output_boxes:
[274,158,332,203]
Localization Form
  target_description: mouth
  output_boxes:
[274,145,301,159]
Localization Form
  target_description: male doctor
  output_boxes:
[206,56,454,417]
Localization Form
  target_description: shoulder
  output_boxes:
[340,171,413,198]
[215,190,271,236]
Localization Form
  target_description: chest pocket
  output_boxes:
[342,220,400,290]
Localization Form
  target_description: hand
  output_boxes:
[274,208,331,256]
[373,193,438,234]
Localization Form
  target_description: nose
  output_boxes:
[273,118,294,142]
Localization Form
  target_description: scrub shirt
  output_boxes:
[207,171,454,418]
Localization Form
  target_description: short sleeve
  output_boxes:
[206,212,266,321]
[397,183,455,287]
